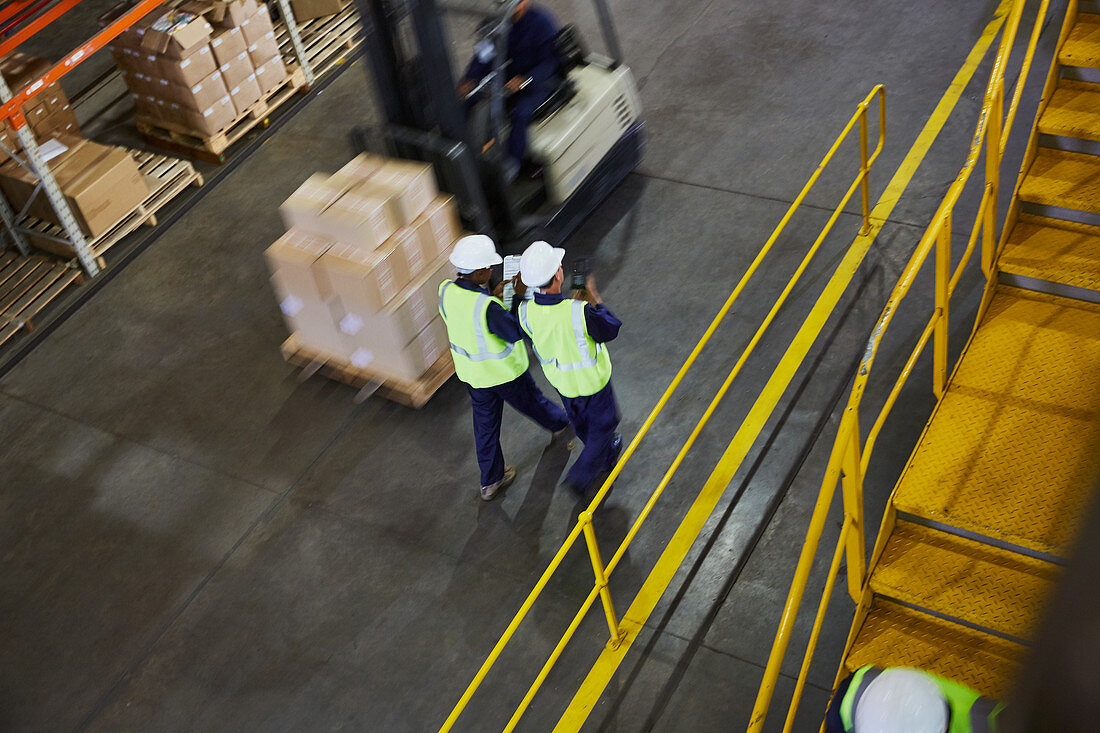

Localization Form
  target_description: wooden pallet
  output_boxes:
[281,334,454,408]
[275,4,362,81]
[21,149,204,261]
[135,67,308,163]
[0,250,82,347]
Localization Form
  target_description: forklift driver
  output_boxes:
[457,0,560,180]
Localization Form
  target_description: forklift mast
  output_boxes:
[351,0,500,237]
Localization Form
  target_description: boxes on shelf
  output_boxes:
[0,51,83,146]
[0,135,149,238]
[102,0,282,140]
[268,154,463,388]
[289,0,349,22]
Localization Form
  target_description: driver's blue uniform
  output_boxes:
[463,6,560,164]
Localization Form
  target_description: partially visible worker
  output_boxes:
[458,0,560,178]
[517,241,622,496]
[439,235,570,501]
[825,665,1004,733]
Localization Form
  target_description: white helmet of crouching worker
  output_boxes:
[450,234,503,273]
[518,240,566,289]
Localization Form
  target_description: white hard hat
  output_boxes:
[450,234,503,272]
[855,668,949,733]
[519,240,565,287]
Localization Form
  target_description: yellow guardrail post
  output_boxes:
[933,213,952,398]
[983,80,1004,276]
[839,418,865,601]
[581,512,626,650]
[859,107,871,234]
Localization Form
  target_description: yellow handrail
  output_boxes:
[746,0,1054,730]
[441,85,886,732]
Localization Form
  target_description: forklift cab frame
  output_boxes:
[350,0,644,250]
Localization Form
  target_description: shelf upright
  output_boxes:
[273,0,317,85]
[0,0,165,277]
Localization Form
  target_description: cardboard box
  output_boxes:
[157,45,218,87]
[289,0,348,22]
[0,137,149,238]
[218,49,253,89]
[210,26,247,66]
[221,0,261,27]
[35,105,82,139]
[320,184,401,250]
[143,11,213,59]
[333,153,385,186]
[353,252,456,345]
[368,158,438,224]
[239,4,275,44]
[280,173,347,234]
[245,30,280,68]
[142,10,212,59]
[167,70,229,112]
[411,196,460,260]
[228,73,262,113]
[265,228,334,300]
[265,229,346,354]
[320,242,405,313]
[343,317,449,381]
[253,55,287,94]
[180,94,236,135]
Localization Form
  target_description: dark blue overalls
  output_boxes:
[451,278,568,487]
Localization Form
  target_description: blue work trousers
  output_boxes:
[507,84,551,164]
[469,370,569,486]
[561,381,621,491]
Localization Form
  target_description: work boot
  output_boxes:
[481,466,516,501]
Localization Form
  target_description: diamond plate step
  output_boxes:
[893,287,1100,559]
[844,599,1023,699]
[1000,214,1100,297]
[870,521,1060,641]
[1060,13,1100,68]
[1019,148,1100,216]
[1038,82,1100,141]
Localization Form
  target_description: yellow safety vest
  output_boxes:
[518,298,611,398]
[439,281,529,388]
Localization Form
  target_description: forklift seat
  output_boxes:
[530,25,586,124]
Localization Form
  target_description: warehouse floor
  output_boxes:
[0,1,1059,731]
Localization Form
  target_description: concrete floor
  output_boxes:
[0,1,1063,731]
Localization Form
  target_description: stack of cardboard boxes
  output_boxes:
[0,51,149,245]
[0,52,81,163]
[268,154,464,383]
[105,0,288,137]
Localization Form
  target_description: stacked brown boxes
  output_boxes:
[0,52,82,162]
[105,0,287,138]
[268,154,464,383]
[0,52,148,242]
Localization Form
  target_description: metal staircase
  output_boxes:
[749,2,1100,729]
[838,0,1100,705]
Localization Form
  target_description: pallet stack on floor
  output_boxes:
[103,0,304,161]
[269,153,463,406]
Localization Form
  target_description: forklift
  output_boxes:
[349,0,644,249]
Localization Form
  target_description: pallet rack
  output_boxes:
[0,0,363,348]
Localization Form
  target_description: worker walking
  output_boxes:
[825,665,1004,733]
[439,235,570,501]
[517,241,622,496]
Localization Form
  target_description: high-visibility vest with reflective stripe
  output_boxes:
[840,665,1003,733]
[438,281,529,388]
[518,298,611,398]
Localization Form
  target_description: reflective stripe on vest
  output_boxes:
[439,281,528,388]
[518,299,611,398]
